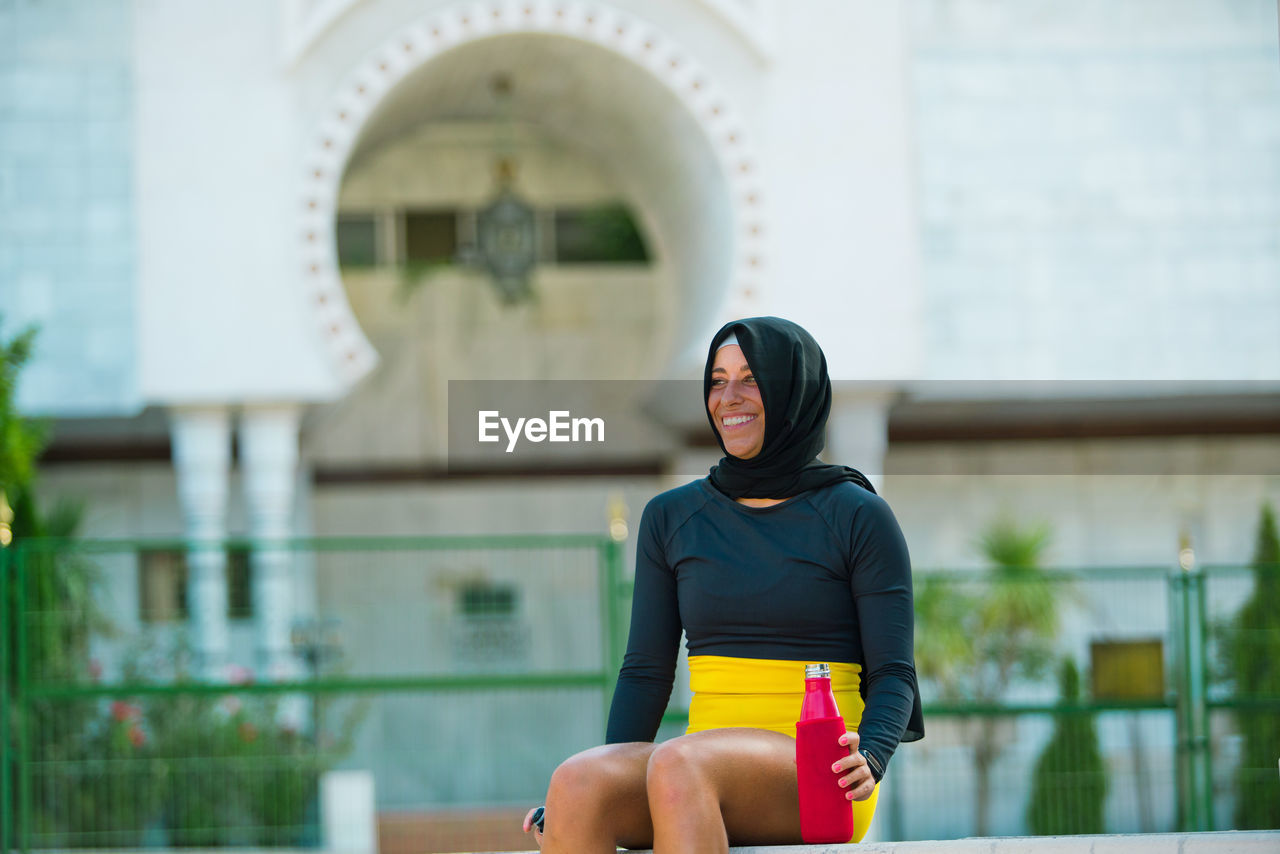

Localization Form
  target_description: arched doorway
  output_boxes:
[296,2,768,395]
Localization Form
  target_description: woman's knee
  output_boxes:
[645,737,714,811]
[547,751,609,808]
[547,744,647,813]
[542,745,654,849]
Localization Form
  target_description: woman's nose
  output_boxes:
[723,379,745,402]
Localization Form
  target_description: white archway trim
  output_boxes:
[298,0,769,390]
[697,0,776,64]
[281,0,351,67]
[282,0,776,69]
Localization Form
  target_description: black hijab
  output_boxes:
[703,316,876,499]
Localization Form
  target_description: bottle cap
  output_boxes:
[805,663,830,679]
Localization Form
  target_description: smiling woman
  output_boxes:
[699,318,881,505]
[708,339,765,460]
[523,316,924,853]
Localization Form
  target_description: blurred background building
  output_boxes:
[2,0,1279,849]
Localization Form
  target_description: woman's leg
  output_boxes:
[645,728,804,853]
[539,741,657,853]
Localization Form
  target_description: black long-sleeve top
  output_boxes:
[605,478,924,777]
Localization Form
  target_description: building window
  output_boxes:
[336,214,380,267]
[403,210,458,263]
[552,204,649,264]
[450,580,528,668]
[457,580,518,618]
[138,548,252,622]
[334,203,651,270]
[1090,638,1164,700]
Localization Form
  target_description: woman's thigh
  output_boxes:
[646,727,803,845]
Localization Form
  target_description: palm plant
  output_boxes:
[915,515,1060,836]
[0,319,45,500]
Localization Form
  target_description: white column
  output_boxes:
[824,388,897,494]
[321,771,378,854]
[170,405,232,681]
[240,403,302,681]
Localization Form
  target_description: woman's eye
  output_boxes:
[744,375,756,385]
[710,378,726,387]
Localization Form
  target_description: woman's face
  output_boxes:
[708,344,765,460]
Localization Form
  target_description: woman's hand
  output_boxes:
[522,806,545,849]
[831,731,875,802]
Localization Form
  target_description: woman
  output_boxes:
[523,316,923,852]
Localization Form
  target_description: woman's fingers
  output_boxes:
[846,768,876,801]
[521,808,545,850]
[832,731,874,800]
[834,752,870,784]
[830,731,861,772]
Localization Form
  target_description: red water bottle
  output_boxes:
[795,662,853,844]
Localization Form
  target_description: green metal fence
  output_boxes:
[2,535,627,852]
[3,538,1278,850]
[639,563,1280,840]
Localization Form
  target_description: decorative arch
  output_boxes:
[297,0,769,389]
[282,0,775,68]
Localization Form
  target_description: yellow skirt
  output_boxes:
[686,655,879,843]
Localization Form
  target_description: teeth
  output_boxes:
[723,415,755,426]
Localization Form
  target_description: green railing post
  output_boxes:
[1190,569,1213,830]
[1,542,11,854]
[598,538,626,734]
[606,538,626,678]
[15,542,29,854]
[1169,570,1187,830]
[1170,562,1213,832]
[597,541,611,732]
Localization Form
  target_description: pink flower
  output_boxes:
[224,664,254,685]
[111,701,140,722]
[87,659,103,682]
[127,725,146,748]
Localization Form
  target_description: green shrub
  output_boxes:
[1226,503,1280,829]
[1027,658,1107,835]
[147,692,330,847]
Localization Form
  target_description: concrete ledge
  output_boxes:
[478,830,1280,854]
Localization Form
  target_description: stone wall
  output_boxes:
[910,0,1280,381]
[0,0,139,414]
